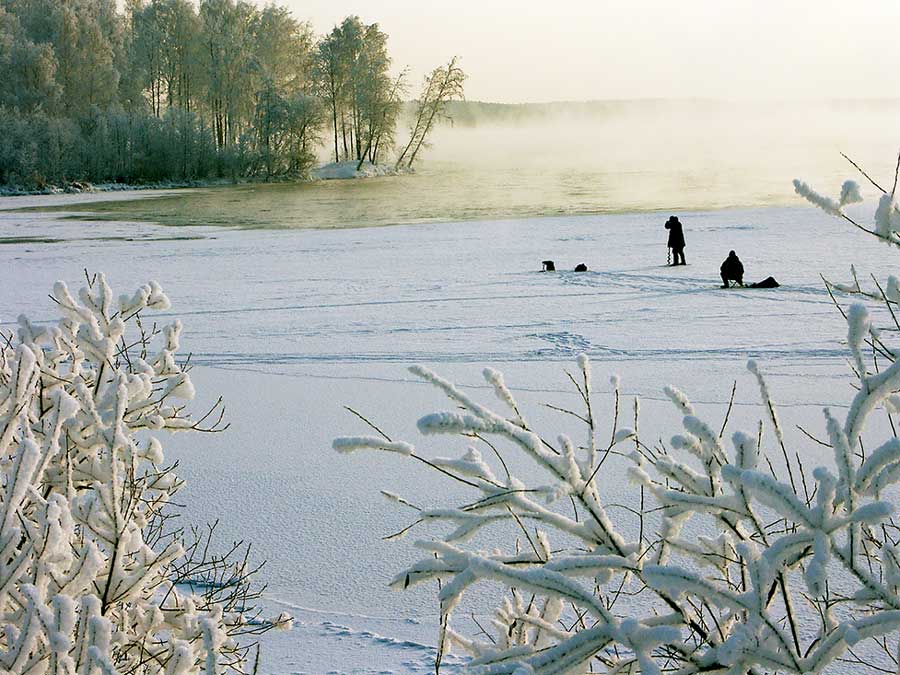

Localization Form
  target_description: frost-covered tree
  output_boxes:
[130,0,203,117]
[251,6,320,179]
[0,7,59,114]
[356,70,405,171]
[0,273,288,674]
[0,0,330,187]
[0,0,446,186]
[313,16,396,166]
[336,160,900,673]
[395,57,465,170]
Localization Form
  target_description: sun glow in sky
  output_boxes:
[283,0,900,102]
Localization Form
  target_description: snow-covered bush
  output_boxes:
[335,163,900,673]
[0,273,286,675]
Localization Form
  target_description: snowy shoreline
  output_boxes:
[0,177,230,198]
[0,160,407,198]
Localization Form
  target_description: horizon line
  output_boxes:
[451,96,900,107]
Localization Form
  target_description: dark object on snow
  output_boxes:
[720,250,744,288]
[574,263,588,272]
[665,215,686,265]
[542,260,556,271]
[749,276,780,289]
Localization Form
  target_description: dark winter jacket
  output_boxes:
[721,252,744,280]
[665,218,685,249]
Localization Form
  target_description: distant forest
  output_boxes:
[0,0,464,188]
[439,97,900,127]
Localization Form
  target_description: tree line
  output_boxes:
[0,0,465,188]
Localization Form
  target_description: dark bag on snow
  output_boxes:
[750,276,780,289]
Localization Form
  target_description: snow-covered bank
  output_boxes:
[0,188,198,211]
[0,161,405,198]
[0,178,235,197]
[1,198,891,673]
[312,160,408,180]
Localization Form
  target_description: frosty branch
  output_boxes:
[0,273,289,675]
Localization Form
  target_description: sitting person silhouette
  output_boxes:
[720,250,744,288]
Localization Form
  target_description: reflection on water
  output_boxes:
[36,100,900,229]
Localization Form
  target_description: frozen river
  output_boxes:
[1,185,896,673]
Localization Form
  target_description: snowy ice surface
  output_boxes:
[0,193,895,673]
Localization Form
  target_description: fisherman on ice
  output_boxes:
[665,216,686,266]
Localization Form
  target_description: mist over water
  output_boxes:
[55,99,900,229]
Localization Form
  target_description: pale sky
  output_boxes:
[279,0,900,103]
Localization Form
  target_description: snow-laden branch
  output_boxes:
[331,154,900,673]
[338,347,900,673]
[0,274,287,675]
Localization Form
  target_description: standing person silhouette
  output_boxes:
[665,216,686,266]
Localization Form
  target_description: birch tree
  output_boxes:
[314,16,395,166]
[396,57,466,170]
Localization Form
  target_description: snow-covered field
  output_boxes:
[0,192,895,673]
